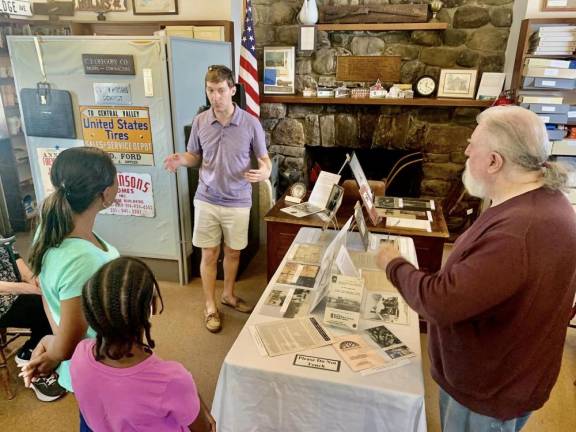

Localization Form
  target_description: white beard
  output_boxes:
[462,161,487,199]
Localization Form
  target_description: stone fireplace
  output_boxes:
[253,0,513,231]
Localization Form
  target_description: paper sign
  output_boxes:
[36,147,63,197]
[80,106,154,165]
[101,172,155,218]
[0,1,32,16]
[93,83,132,106]
[293,354,341,372]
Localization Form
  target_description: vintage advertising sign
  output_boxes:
[93,83,132,106]
[80,106,154,166]
[101,172,155,218]
[36,147,63,197]
[82,54,135,75]
[0,1,32,16]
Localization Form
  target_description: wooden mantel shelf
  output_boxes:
[261,95,494,108]
[316,22,449,31]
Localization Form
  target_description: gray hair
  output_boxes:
[476,105,569,191]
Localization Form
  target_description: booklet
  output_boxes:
[281,171,341,217]
[332,334,389,372]
[323,274,364,330]
[251,316,333,357]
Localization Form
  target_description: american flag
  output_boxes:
[239,0,260,117]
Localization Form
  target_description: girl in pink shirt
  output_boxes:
[70,257,215,432]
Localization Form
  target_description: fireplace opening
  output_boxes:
[305,146,422,198]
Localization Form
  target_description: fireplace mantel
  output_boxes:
[261,95,493,108]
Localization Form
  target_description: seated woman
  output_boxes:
[0,235,52,367]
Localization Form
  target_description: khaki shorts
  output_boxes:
[193,199,251,250]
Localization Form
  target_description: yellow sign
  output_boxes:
[80,106,154,165]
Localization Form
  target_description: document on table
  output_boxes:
[281,171,341,217]
[323,274,364,330]
[251,316,333,357]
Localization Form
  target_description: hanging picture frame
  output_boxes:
[132,0,178,15]
[542,0,576,12]
[263,46,295,95]
[437,69,478,99]
[74,0,128,11]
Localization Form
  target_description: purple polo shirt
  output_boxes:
[187,105,267,207]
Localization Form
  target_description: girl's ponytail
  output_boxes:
[29,188,75,275]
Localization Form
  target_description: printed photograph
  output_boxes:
[284,289,312,318]
[385,345,413,360]
[265,289,287,307]
[364,325,402,349]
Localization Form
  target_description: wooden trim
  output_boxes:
[261,95,493,107]
[316,22,448,31]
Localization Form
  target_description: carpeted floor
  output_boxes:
[1,245,575,431]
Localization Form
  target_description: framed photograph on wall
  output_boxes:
[542,0,576,12]
[132,0,178,15]
[263,46,295,95]
[437,69,478,99]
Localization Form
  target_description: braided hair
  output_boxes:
[82,257,164,361]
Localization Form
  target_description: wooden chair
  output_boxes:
[381,152,423,196]
[0,327,30,399]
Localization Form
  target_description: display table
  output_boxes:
[212,228,426,432]
[264,194,449,280]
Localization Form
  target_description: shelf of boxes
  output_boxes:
[512,19,576,209]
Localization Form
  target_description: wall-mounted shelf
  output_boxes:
[261,95,493,108]
[316,22,449,31]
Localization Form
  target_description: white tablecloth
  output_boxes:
[212,228,427,432]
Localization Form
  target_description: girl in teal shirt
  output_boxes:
[20,147,119,400]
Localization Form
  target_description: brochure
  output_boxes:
[332,334,389,372]
[252,316,333,357]
[323,274,364,330]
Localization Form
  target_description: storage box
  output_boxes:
[522,76,576,90]
[521,103,571,114]
[538,114,569,124]
[547,129,568,141]
[551,139,576,155]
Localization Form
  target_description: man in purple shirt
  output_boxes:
[164,65,271,333]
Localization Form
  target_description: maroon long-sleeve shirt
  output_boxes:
[386,187,576,420]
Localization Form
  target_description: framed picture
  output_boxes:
[437,69,478,99]
[75,0,127,11]
[132,0,178,15]
[298,25,316,53]
[542,0,576,12]
[263,46,295,95]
